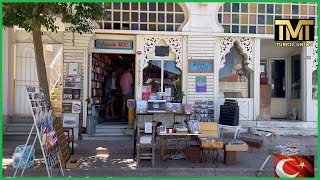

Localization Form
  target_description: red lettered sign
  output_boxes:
[95,39,133,50]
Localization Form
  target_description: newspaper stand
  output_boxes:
[13,86,64,178]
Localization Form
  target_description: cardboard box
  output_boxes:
[224,144,249,152]
[66,157,81,169]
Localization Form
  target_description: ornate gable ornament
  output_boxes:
[218,37,254,71]
[312,40,318,72]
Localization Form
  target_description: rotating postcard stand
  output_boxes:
[13,86,64,177]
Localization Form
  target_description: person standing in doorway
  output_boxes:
[120,65,134,118]
[106,70,117,119]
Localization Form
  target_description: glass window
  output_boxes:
[219,44,251,98]
[291,54,301,99]
[271,60,285,98]
[96,2,186,31]
[143,60,182,98]
[312,70,318,99]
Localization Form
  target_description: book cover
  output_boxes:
[72,89,80,100]
[63,89,73,100]
[136,100,148,113]
[184,104,193,114]
[142,86,147,93]
[142,92,151,100]
[68,63,79,75]
[64,75,74,88]
[147,85,152,93]
[62,103,72,113]
[72,101,81,113]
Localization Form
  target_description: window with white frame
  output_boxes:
[96,2,186,31]
[219,43,251,98]
[143,60,181,97]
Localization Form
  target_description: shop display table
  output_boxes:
[223,143,248,165]
[136,112,191,124]
[159,133,200,162]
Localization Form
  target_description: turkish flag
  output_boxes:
[274,155,314,178]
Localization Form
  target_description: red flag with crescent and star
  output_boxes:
[274,155,314,178]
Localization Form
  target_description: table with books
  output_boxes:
[159,131,200,162]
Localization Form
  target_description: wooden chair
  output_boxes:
[197,122,222,166]
[136,122,157,167]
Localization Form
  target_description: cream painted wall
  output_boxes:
[260,39,301,58]
[182,3,224,33]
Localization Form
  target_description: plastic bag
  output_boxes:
[12,145,35,169]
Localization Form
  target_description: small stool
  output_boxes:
[223,143,248,165]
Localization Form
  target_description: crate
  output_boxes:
[187,145,201,163]
[66,157,81,169]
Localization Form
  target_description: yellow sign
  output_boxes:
[274,19,314,41]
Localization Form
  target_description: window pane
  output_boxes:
[131,12,138,22]
[122,3,129,10]
[271,60,285,98]
[122,12,129,21]
[140,13,147,22]
[143,60,162,93]
[167,14,173,23]
[175,3,183,12]
[291,54,301,99]
[149,24,156,31]
[140,3,147,11]
[113,12,120,21]
[175,14,184,23]
[149,3,156,11]
[131,3,138,10]
[113,23,120,29]
[312,70,318,99]
[163,61,182,97]
[158,3,165,11]
[113,3,121,10]
[158,24,165,31]
[140,24,147,30]
[219,45,251,98]
[158,13,165,22]
[150,13,156,22]
[167,3,174,12]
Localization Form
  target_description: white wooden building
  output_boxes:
[2,2,318,139]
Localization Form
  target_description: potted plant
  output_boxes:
[168,74,185,103]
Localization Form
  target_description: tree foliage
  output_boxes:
[3,3,106,33]
[3,3,107,110]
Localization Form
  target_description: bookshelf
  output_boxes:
[91,53,108,106]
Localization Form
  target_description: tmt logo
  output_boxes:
[274,19,314,41]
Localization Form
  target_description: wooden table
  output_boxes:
[159,133,200,161]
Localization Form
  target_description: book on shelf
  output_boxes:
[72,89,80,100]
[142,92,151,100]
[72,101,81,113]
[63,89,73,100]
[62,102,72,113]
[136,100,148,113]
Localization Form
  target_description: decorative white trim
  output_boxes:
[138,36,183,86]
[312,40,318,72]
[217,37,254,70]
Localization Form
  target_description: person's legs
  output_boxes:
[111,95,116,118]
[122,95,126,117]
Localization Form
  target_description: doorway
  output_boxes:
[260,56,302,120]
[90,53,135,125]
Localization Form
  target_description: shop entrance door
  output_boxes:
[269,58,287,119]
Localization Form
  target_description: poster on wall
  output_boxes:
[189,60,213,73]
[196,76,207,93]
[68,63,80,75]
[72,101,81,113]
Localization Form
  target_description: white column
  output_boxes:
[253,38,261,120]
[135,35,144,100]
[301,46,313,122]
[214,39,220,121]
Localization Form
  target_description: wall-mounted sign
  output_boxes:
[155,46,170,57]
[189,60,213,73]
[196,76,207,93]
[95,39,133,50]
[63,116,78,127]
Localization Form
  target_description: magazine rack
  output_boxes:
[13,86,64,178]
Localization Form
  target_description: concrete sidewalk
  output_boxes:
[2,133,318,177]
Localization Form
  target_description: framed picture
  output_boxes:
[159,125,166,134]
